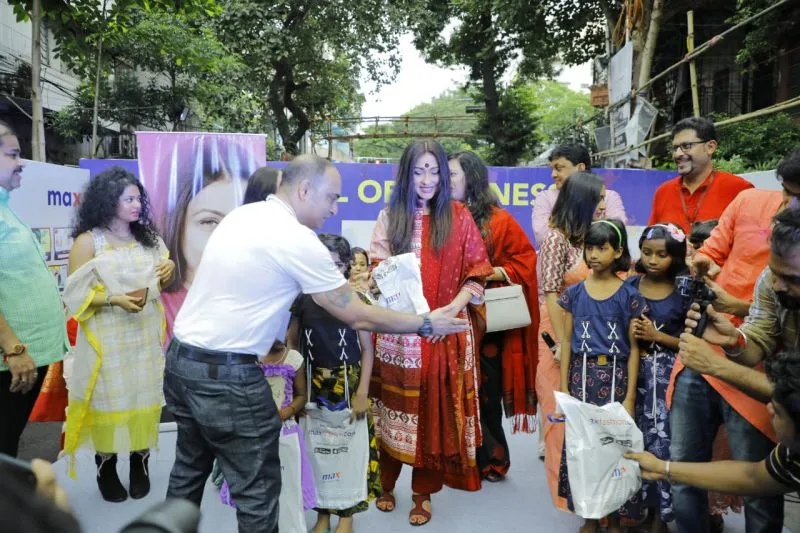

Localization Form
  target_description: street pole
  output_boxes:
[30,0,45,161]
[687,10,701,117]
[91,0,109,157]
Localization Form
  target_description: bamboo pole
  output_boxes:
[593,95,800,160]
[687,11,700,117]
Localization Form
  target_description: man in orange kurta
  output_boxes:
[665,150,800,533]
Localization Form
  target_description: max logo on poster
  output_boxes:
[47,190,81,207]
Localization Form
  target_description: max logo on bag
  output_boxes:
[321,471,343,482]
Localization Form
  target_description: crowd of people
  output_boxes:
[1,114,800,533]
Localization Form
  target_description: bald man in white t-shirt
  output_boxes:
[165,155,468,533]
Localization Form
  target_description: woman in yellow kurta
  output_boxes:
[63,167,174,502]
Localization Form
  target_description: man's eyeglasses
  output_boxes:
[672,140,708,153]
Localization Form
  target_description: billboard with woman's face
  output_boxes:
[135,132,267,344]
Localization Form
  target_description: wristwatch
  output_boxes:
[2,343,25,364]
[417,313,433,338]
[5,343,25,356]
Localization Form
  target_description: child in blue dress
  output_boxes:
[558,219,645,533]
[624,223,690,533]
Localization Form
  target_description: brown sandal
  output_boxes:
[376,491,395,512]
[409,494,432,526]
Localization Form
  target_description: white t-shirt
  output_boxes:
[173,196,346,355]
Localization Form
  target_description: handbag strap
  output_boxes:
[497,267,517,286]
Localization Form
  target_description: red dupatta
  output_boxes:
[486,207,540,432]
[415,202,493,474]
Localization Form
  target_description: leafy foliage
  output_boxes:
[52,8,246,139]
[210,0,410,154]
[714,112,800,170]
[517,81,595,145]
[408,0,561,165]
[728,0,800,68]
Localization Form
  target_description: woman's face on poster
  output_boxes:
[181,175,244,285]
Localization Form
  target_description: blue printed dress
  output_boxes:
[623,275,689,523]
[555,280,645,508]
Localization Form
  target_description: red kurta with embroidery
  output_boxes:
[369,202,492,487]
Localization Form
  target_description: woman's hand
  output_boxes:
[486,267,506,282]
[111,294,144,313]
[155,259,176,286]
[633,316,659,342]
[350,393,370,422]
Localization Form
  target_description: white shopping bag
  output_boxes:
[301,404,369,510]
[278,430,307,533]
[372,253,430,314]
[554,391,644,519]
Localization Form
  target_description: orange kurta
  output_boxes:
[667,188,784,442]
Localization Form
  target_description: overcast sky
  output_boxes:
[360,34,592,118]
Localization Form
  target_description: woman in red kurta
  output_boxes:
[369,140,492,527]
[449,151,540,483]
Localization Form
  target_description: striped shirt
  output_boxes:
[0,187,69,370]
[741,268,799,356]
[766,443,800,490]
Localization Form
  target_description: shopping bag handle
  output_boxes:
[547,413,565,424]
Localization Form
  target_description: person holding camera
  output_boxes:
[672,206,800,533]
[0,122,70,458]
[628,351,800,499]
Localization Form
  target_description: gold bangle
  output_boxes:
[665,460,672,483]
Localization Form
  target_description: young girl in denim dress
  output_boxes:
[557,219,645,533]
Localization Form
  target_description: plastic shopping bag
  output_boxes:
[219,430,309,533]
[554,391,644,519]
[372,253,430,314]
[301,404,369,510]
[278,430,307,533]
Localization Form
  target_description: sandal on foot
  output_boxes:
[484,471,505,483]
[409,494,432,526]
[376,491,395,512]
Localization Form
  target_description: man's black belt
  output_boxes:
[172,339,258,366]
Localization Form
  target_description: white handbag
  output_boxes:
[484,268,532,333]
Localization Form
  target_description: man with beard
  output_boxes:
[649,117,752,234]
[669,206,800,533]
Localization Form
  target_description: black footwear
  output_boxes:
[95,453,128,502]
[129,450,151,499]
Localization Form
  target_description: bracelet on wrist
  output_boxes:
[722,328,747,358]
[105,294,113,307]
[665,460,672,482]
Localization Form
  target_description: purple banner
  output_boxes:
[80,158,673,248]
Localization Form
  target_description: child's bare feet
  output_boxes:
[334,516,354,533]
[312,513,331,533]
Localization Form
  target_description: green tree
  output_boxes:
[518,80,595,146]
[211,0,411,155]
[714,112,800,170]
[53,9,246,144]
[408,0,559,165]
